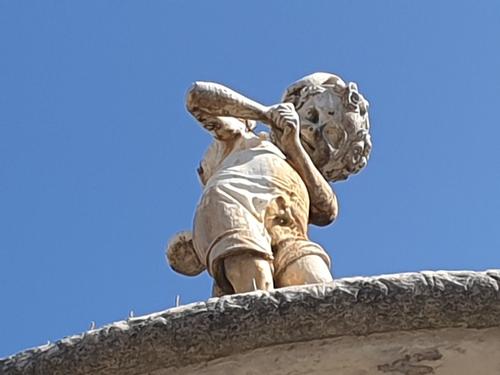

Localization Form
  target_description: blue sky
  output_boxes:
[1,1,499,358]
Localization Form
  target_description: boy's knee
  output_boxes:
[273,239,332,287]
[275,254,332,287]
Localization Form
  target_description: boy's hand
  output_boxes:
[266,103,302,151]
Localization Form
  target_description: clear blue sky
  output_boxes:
[1,1,499,358]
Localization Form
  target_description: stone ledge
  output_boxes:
[1,270,499,375]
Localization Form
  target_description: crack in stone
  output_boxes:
[377,348,443,374]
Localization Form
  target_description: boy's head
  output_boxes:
[282,72,371,182]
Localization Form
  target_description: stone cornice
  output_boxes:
[1,270,499,375]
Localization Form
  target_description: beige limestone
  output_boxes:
[167,327,500,375]
[167,73,371,295]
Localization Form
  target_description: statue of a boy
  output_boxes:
[167,72,371,296]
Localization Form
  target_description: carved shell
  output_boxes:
[282,72,372,182]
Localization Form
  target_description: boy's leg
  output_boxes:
[224,253,274,293]
[275,254,332,287]
[211,282,225,297]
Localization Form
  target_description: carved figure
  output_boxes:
[167,73,371,296]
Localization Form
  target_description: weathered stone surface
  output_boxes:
[168,73,371,295]
[171,327,500,375]
[1,270,500,375]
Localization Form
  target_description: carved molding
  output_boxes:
[1,270,499,375]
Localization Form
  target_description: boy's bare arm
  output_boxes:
[186,81,270,122]
[186,81,270,140]
[268,104,338,226]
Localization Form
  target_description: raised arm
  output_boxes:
[268,104,338,226]
[186,81,270,122]
[186,81,272,139]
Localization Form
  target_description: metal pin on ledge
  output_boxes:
[175,294,181,307]
[252,278,257,291]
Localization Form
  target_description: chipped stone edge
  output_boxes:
[1,270,499,375]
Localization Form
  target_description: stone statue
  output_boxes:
[166,72,371,296]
